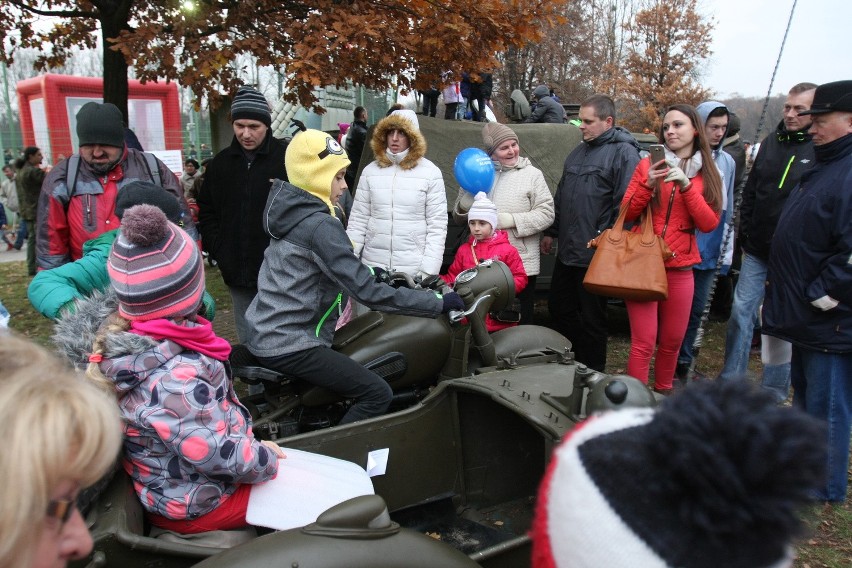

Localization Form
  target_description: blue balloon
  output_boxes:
[453,148,495,194]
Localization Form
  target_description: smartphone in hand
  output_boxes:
[649,144,666,169]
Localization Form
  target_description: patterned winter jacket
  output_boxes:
[53,292,278,521]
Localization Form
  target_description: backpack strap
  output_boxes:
[65,155,82,203]
[64,151,161,212]
[140,152,162,187]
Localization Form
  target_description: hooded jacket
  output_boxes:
[346,113,448,276]
[694,101,736,273]
[442,229,528,332]
[739,121,815,261]
[197,131,288,288]
[28,229,215,321]
[763,133,852,352]
[53,291,278,521]
[453,156,554,276]
[246,180,444,359]
[524,86,565,124]
[547,126,641,267]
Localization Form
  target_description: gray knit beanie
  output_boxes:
[76,102,125,148]
[482,122,518,156]
[230,86,272,127]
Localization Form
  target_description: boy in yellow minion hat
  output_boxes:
[244,125,464,425]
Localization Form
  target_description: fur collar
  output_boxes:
[52,289,156,370]
[369,114,427,170]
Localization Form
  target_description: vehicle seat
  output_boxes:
[149,525,256,548]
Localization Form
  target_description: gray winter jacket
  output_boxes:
[547,126,641,266]
[246,180,444,359]
[524,87,565,124]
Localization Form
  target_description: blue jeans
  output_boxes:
[791,347,852,502]
[13,218,27,249]
[678,268,716,367]
[761,334,792,403]
[719,253,765,381]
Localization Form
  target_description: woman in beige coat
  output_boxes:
[453,122,554,323]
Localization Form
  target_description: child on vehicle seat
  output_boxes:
[442,192,528,331]
[55,204,284,534]
[244,125,464,426]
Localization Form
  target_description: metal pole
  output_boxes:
[0,62,11,160]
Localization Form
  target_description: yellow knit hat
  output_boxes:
[285,128,351,214]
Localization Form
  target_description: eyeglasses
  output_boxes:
[46,499,76,524]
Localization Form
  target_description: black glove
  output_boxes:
[371,266,389,284]
[441,292,465,313]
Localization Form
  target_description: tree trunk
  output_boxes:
[98,1,133,123]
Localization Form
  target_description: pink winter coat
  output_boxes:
[442,230,528,331]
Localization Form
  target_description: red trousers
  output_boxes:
[147,484,251,534]
[625,269,694,390]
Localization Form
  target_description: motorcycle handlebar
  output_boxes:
[448,295,491,323]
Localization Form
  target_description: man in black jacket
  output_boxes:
[541,94,640,371]
[344,106,368,191]
[718,82,816,401]
[197,86,288,343]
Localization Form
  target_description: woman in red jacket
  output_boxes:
[621,104,722,394]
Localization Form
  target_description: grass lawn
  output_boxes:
[1,259,849,565]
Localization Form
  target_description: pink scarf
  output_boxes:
[129,317,232,361]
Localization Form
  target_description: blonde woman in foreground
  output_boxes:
[0,333,122,568]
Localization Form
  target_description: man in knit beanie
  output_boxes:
[246,126,463,426]
[37,102,194,271]
[198,85,288,343]
[531,380,827,568]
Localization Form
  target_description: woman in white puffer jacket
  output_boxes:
[347,109,447,278]
[452,122,554,324]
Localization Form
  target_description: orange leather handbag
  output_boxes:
[583,194,675,302]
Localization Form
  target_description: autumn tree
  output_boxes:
[594,0,713,131]
[0,0,568,121]
[495,0,636,118]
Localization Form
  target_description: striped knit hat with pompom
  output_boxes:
[108,204,203,321]
[530,380,827,568]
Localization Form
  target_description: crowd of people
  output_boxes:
[0,76,849,566]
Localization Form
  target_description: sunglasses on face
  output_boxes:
[46,498,76,524]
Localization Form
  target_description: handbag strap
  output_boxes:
[660,188,676,239]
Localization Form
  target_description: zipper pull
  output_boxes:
[337,292,343,315]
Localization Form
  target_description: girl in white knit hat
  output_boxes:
[442,191,528,332]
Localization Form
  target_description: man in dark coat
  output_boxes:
[197,86,287,343]
[541,94,641,371]
[718,83,817,400]
[763,80,852,503]
[344,106,368,191]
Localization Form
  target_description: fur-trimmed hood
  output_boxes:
[370,113,427,170]
[52,289,156,370]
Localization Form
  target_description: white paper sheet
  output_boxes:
[366,448,390,477]
[246,447,374,530]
